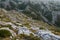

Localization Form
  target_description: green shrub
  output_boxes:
[0,30,12,38]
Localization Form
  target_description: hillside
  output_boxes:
[0,9,60,40]
[1,0,60,27]
[0,0,60,40]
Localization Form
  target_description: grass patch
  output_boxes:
[0,30,12,38]
[0,13,11,22]
[0,24,13,30]
[50,27,60,35]
[19,34,41,40]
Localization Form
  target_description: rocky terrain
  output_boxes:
[0,0,60,40]
[1,0,60,26]
[0,8,60,40]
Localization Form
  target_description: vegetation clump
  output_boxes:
[0,24,13,30]
[19,34,41,40]
[0,30,12,38]
[0,12,11,22]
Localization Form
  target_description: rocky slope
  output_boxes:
[0,0,60,40]
[0,0,60,27]
[0,8,60,40]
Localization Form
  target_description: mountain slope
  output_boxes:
[0,0,60,40]
[0,8,60,40]
[0,0,60,27]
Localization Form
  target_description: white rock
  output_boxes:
[18,27,32,35]
[35,30,60,40]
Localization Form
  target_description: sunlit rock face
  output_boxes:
[18,27,32,35]
[36,30,60,40]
